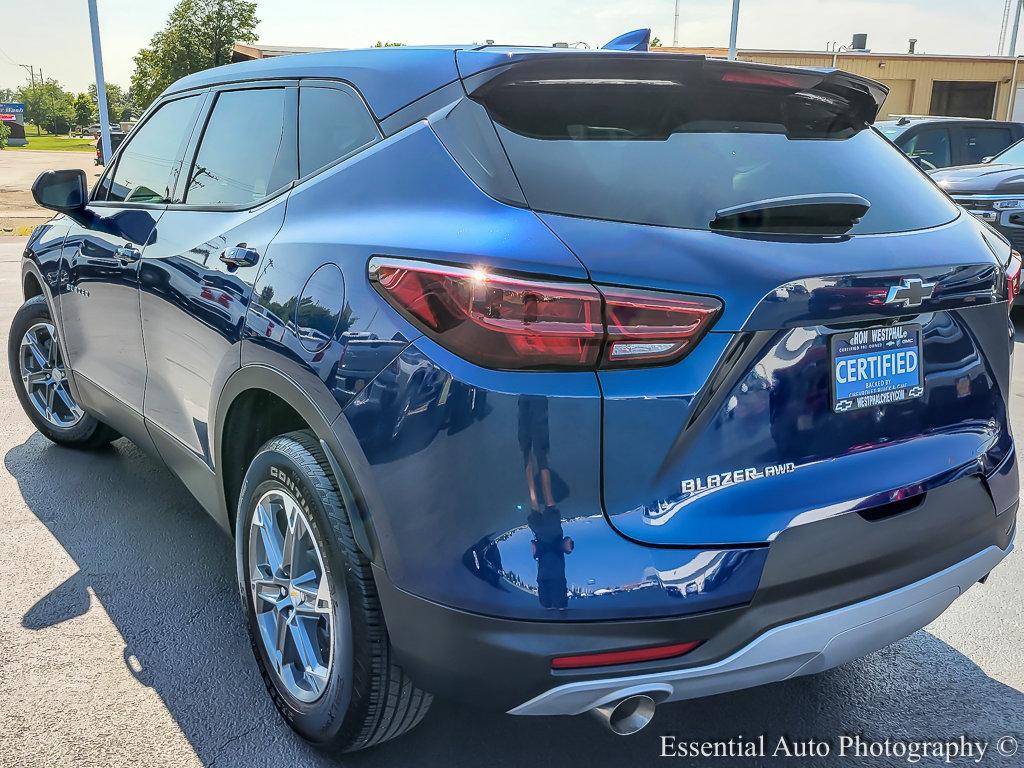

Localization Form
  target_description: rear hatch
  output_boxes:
[460,52,1016,547]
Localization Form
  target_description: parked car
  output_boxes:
[14,45,1018,752]
[929,138,1024,252]
[876,115,1024,169]
[94,129,127,166]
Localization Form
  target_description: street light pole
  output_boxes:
[18,64,35,87]
[673,0,680,47]
[1011,0,1023,57]
[727,0,741,60]
[87,0,112,165]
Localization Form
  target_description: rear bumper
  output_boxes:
[510,544,1011,716]
[374,475,1016,712]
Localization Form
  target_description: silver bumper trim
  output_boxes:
[509,545,1012,717]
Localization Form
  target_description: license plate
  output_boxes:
[831,325,924,413]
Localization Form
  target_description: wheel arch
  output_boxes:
[214,365,380,562]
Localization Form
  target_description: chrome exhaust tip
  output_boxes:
[590,694,657,735]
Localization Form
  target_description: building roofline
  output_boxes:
[660,46,1024,62]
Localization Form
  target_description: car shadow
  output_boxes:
[6,433,1024,768]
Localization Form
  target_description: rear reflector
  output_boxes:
[370,258,722,371]
[551,641,703,670]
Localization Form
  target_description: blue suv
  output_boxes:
[12,44,1019,750]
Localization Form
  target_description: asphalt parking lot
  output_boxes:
[0,151,97,212]
[0,234,1021,768]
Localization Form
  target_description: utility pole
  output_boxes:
[673,0,681,47]
[87,0,112,165]
[727,0,741,60]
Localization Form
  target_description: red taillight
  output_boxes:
[1007,250,1022,310]
[551,641,703,670]
[370,258,722,371]
[371,259,604,370]
[601,286,721,367]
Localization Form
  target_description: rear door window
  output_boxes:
[184,88,297,206]
[298,85,380,177]
[100,95,203,204]
[958,126,1012,164]
[479,74,958,235]
[899,127,951,168]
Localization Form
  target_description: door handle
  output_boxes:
[115,245,141,264]
[219,245,260,269]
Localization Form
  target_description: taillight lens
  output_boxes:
[370,258,721,370]
[1007,250,1021,310]
[601,286,721,367]
[370,259,604,370]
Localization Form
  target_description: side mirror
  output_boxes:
[31,169,89,214]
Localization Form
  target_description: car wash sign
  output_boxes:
[0,103,27,146]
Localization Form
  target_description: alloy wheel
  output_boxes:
[249,489,334,703]
[18,322,84,429]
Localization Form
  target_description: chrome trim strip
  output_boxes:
[950,194,1024,201]
[508,545,1012,717]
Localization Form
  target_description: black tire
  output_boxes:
[8,295,118,450]
[235,430,431,752]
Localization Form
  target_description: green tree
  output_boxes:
[73,92,95,130]
[131,0,258,111]
[0,87,16,103]
[16,79,74,135]
[0,120,10,149]
[373,41,405,47]
[87,82,136,123]
[650,37,662,48]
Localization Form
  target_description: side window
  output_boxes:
[299,85,380,177]
[100,95,202,204]
[899,128,951,168]
[962,127,1012,163]
[185,88,296,206]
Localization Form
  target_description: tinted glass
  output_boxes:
[962,127,1012,163]
[899,128,951,168]
[993,138,1024,164]
[103,95,201,203]
[299,86,379,176]
[185,88,295,206]
[485,80,958,235]
[875,121,907,140]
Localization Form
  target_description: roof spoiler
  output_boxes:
[463,53,889,125]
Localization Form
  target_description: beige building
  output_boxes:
[662,46,1024,122]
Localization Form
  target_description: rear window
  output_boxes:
[480,75,958,235]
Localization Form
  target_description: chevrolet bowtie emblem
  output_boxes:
[884,278,935,308]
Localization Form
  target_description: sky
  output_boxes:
[0,0,1014,94]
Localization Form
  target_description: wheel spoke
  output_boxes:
[280,501,300,576]
[54,384,82,419]
[45,382,56,415]
[24,370,49,386]
[275,609,290,656]
[23,333,48,370]
[254,503,284,575]
[252,578,283,607]
[289,616,327,682]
